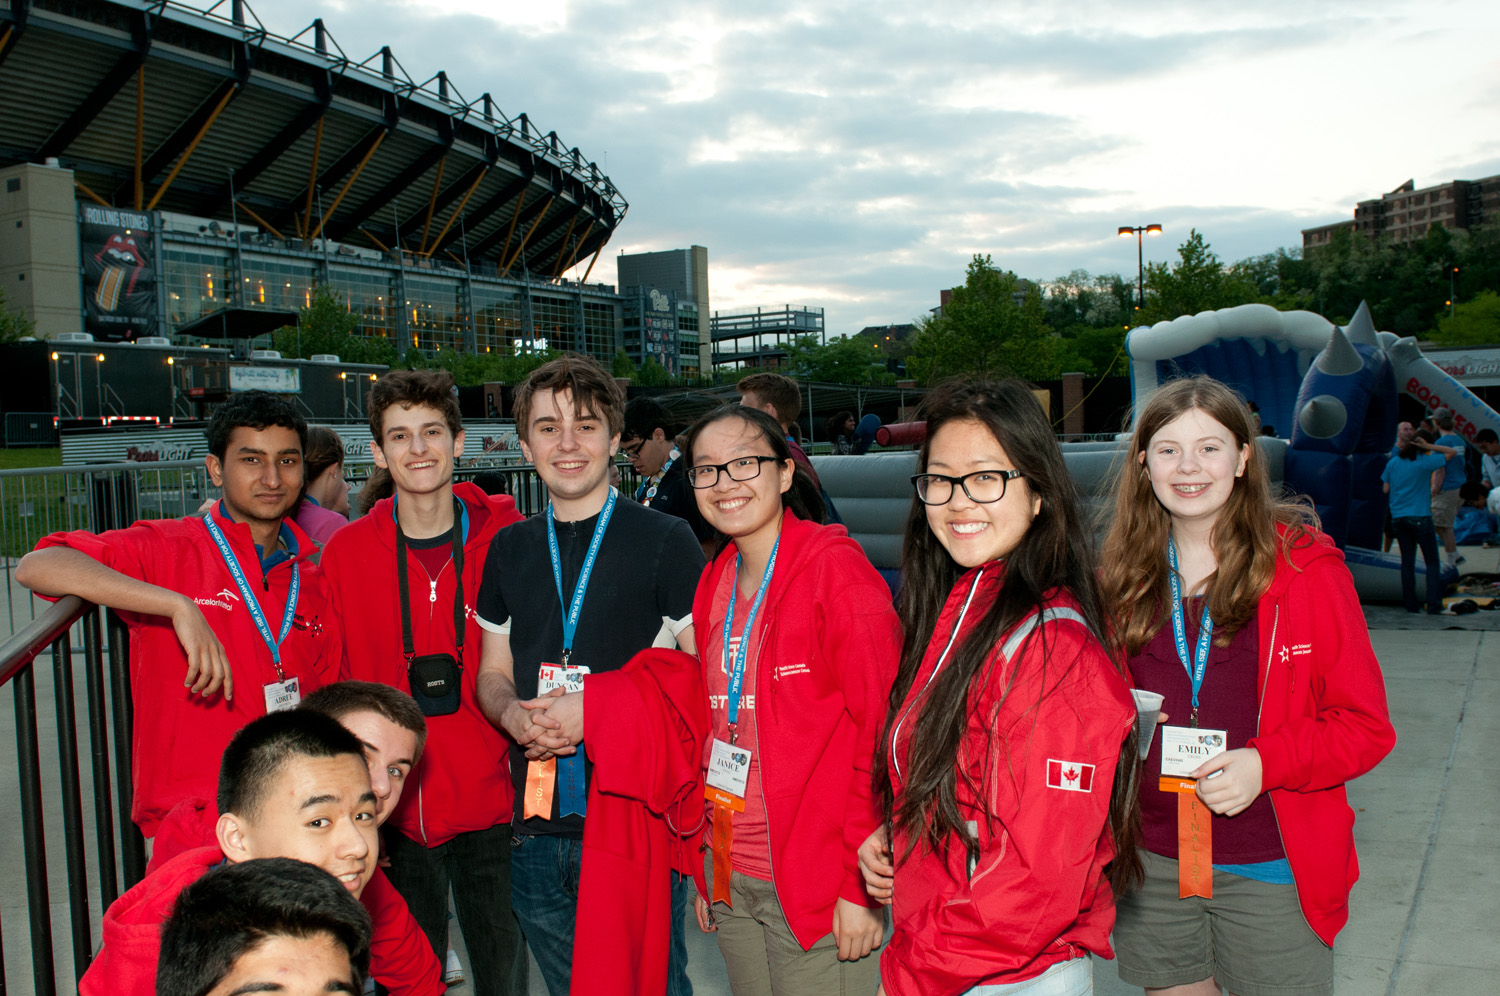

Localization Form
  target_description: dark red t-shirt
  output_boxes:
[1132,598,1286,864]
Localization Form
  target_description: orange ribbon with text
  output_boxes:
[1161,776,1213,899]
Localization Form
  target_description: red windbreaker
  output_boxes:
[689,510,901,949]
[79,845,442,996]
[570,648,709,996]
[882,565,1135,996]
[319,483,523,847]
[1245,527,1396,945]
[34,504,340,836]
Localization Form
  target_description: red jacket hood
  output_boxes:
[318,482,524,846]
[1248,524,1395,945]
[692,509,902,949]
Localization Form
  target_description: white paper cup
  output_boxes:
[1131,689,1166,760]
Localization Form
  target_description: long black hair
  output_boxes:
[873,378,1142,893]
[680,406,824,548]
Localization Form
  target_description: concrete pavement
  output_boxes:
[4,552,1499,996]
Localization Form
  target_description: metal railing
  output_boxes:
[0,596,144,996]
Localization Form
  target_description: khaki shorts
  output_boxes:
[1112,850,1332,996]
[1431,487,1461,528]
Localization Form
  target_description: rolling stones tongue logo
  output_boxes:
[103,234,142,266]
[94,233,145,311]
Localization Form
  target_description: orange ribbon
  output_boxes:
[524,758,556,820]
[1160,776,1213,898]
[711,802,734,907]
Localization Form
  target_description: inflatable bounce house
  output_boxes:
[810,301,1497,602]
[1126,301,1500,600]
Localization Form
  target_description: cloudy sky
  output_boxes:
[228,0,1499,333]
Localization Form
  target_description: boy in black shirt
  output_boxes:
[476,354,704,996]
[621,396,716,556]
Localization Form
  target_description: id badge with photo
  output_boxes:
[263,677,301,714]
[705,738,753,813]
[537,663,589,696]
[1159,724,1227,779]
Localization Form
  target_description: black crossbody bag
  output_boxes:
[397,502,465,717]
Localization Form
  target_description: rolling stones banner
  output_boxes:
[80,206,158,341]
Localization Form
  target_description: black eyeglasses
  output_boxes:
[687,455,782,489]
[620,439,644,458]
[911,469,1024,505]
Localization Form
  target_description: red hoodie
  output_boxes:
[570,648,710,996]
[881,565,1135,995]
[690,510,901,949]
[34,504,341,836]
[79,845,442,996]
[319,483,523,847]
[1244,526,1396,945]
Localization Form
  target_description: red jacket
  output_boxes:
[1246,527,1396,945]
[571,649,709,996]
[79,845,442,996]
[319,483,523,846]
[882,566,1135,996]
[35,504,340,836]
[690,510,901,949]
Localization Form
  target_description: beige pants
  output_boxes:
[708,855,882,996]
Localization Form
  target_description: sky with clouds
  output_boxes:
[228,0,1500,333]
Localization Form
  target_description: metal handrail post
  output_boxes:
[106,610,146,886]
[53,626,95,980]
[83,608,121,910]
[15,666,57,996]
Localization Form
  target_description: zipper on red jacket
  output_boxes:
[1257,604,1314,935]
[891,569,984,784]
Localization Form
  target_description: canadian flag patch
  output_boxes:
[1046,759,1095,792]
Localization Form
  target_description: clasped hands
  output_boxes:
[505,687,585,760]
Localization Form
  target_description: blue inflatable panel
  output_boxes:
[1344,546,1458,604]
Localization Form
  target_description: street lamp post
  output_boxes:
[1118,224,1163,317]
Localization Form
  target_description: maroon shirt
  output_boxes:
[1132,598,1286,863]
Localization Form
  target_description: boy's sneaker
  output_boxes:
[445,948,466,988]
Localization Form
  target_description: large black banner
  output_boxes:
[80,206,157,341]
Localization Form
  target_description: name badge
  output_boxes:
[538,663,589,696]
[705,738,752,813]
[1160,725,1226,779]
[263,677,301,714]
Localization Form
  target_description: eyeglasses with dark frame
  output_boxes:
[686,455,783,489]
[911,469,1024,506]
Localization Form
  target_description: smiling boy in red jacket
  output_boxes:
[15,391,341,838]
[79,710,440,996]
[319,369,527,995]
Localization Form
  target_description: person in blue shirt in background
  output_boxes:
[1383,429,1460,614]
[1430,409,1468,566]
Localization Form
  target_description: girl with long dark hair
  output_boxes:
[863,379,1137,995]
[1099,375,1395,996]
[684,405,899,995]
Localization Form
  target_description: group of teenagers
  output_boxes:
[16,357,1397,996]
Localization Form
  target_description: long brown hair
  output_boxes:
[1099,376,1315,659]
[874,378,1142,894]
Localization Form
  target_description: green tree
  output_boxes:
[0,285,36,344]
[271,285,397,366]
[612,349,636,378]
[907,254,1055,383]
[783,334,896,385]
[1139,230,1260,325]
[634,357,670,387]
[1432,290,1500,347]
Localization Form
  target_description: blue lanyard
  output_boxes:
[546,487,617,667]
[722,535,779,742]
[636,449,678,505]
[1166,538,1212,727]
[203,514,300,680]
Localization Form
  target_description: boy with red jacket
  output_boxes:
[15,391,341,837]
[79,710,440,996]
[319,370,527,995]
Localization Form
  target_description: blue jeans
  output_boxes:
[669,870,694,996]
[509,834,584,996]
[1394,515,1443,613]
[382,824,528,996]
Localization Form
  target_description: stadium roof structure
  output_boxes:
[0,0,626,278]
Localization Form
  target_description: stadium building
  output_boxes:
[0,0,680,368]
